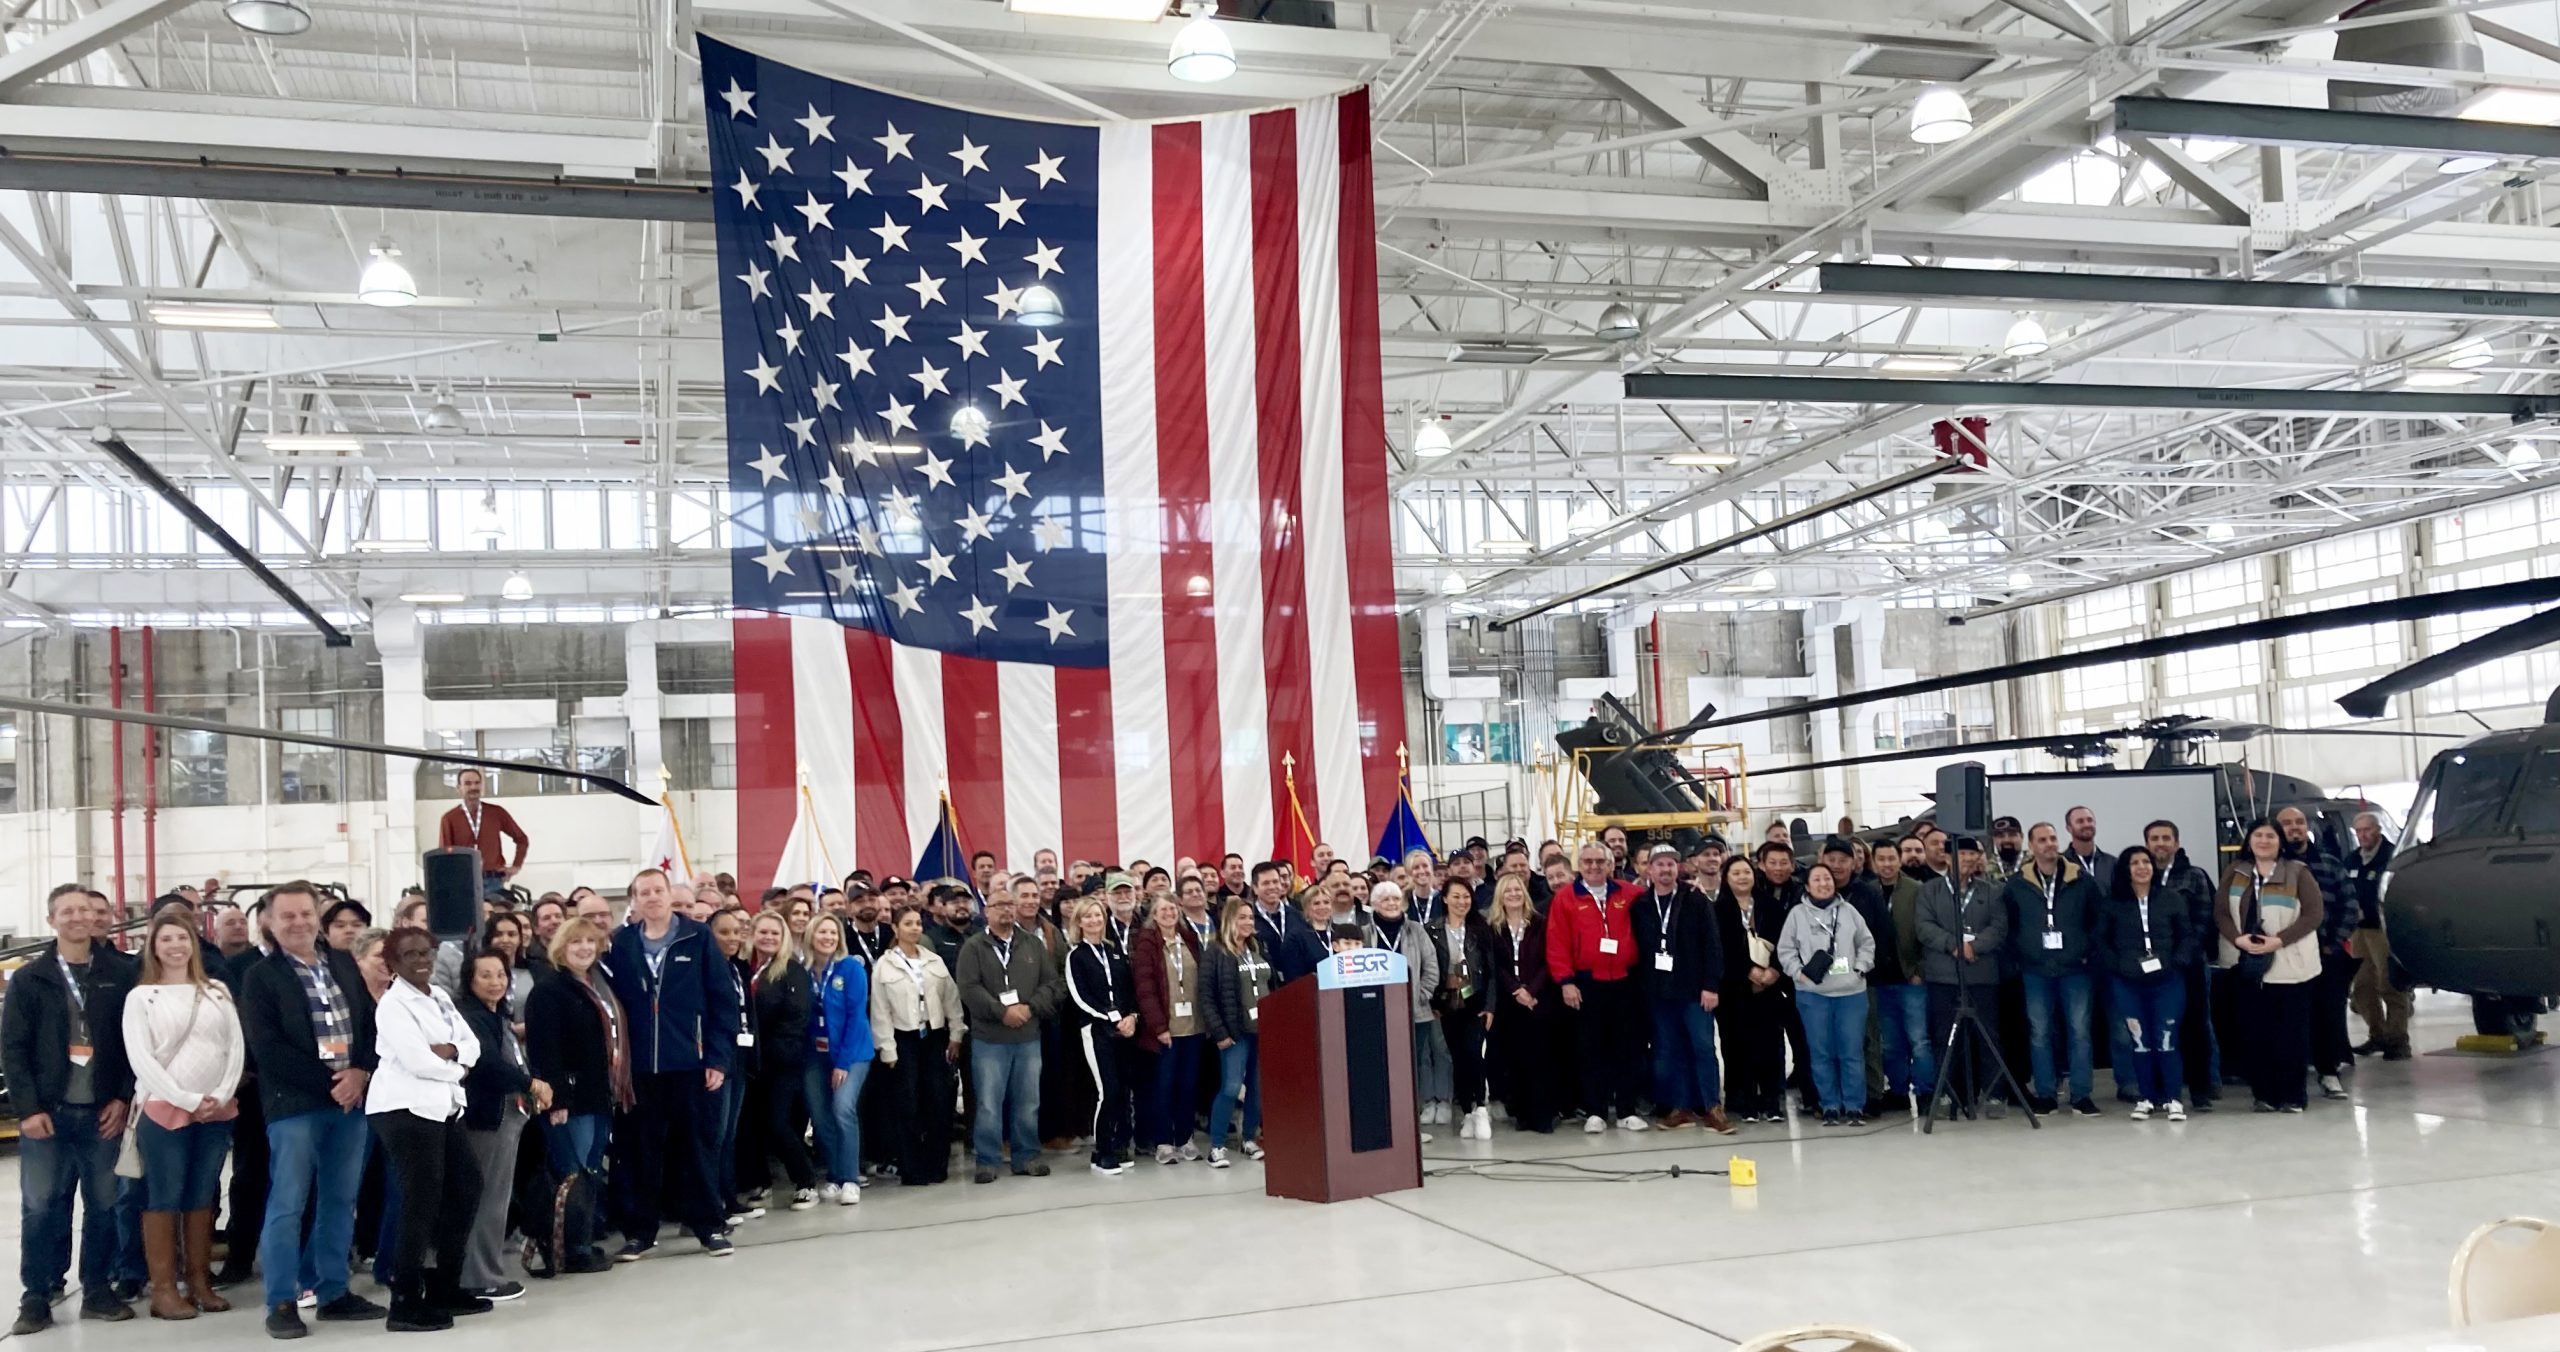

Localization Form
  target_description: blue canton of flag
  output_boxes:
[705,35,1105,665]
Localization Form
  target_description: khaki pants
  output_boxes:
[2349,927,2411,1053]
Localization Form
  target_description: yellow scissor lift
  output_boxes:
[1544,740,1752,845]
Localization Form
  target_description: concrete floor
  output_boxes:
[8,994,2556,1352]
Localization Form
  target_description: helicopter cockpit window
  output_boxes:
[2405,749,2523,846]
[2510,750,2560,837]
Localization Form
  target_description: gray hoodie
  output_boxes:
[1777,898,1875,997]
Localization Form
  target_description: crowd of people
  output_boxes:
[0,795,2410,1340]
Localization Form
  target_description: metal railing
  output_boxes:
[1419,783,1514,851]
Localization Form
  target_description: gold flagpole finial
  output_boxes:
[657,761,673,787]
[795,761,810,787]
[1395,742,1409,777]
[1282,749,1296,780]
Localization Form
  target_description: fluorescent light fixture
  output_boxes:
[501,570,534,602]
[2002,316,2051,358]
[1479,538,1530,554]
[1877,353,1967,373]
[358,239,416,308]
[2404,367,2480,388]
[353,538,430,553]
[1006,0,1167,17]
[1167,2,1234,83]
[1596,302,1641,342]
[396,591,466,604]
[1015,283,1064,327]
[1448,341,1549,365]
[1910,86,1973,144]
[263,433,365,452]
[224,0,311,35]
[2439,153,2499,175]
[1413,422,1452,458]
[2461,87,2560,125]
[1665,452,1739,467]
[147,302,279,330]
[2444,337,2496,369]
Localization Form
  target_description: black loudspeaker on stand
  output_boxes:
[421,848,483,944]
[1935,763,1989,839]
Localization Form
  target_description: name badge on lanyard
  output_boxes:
[2040,875,2064,950]
[2137,894,2163,973]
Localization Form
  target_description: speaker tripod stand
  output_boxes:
[1921,979,2039,1134]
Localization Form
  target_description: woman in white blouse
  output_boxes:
[868,903,964,1186]
[366,927,486,1333]
[122,908,245,1320]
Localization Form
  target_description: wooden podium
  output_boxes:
[1259,949,1422,1203]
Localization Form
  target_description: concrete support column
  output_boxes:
[375,603,423,903]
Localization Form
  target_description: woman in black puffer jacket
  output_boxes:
[740,911,820,1210]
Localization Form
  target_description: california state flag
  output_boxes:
[644,794,692,878]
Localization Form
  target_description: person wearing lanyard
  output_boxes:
[1631,845,1729,1134]
[1133,896,1209,1164]
[739,912,820,1210]
[955,885,1059,1185]
[706,908,758,1224]
[5,883,139,1332]
[437,769,529,902]
[2094,846,2198,1121]
[1548,843,1646,1135]
[869,904,964,1186]
[1061,899,1140,1176]
[365,928,487,1332]
[2004,823,2104,1118]
[1200,901,1273,1165]
[1485,876,1558,1133]
[799,915,872,1204]
[599,869,739,1259]
[455,951,546,1303]
[1777,864,1878,1127]
[1430,883,1498,1141]
[2218,820,2326,1114]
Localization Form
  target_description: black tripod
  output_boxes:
[1923,980,2039,1134]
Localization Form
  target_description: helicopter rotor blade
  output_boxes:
[1751,731,2132,778]
[0,694,657,806]
[2337,605,2560,719]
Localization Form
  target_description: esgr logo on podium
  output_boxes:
[1317,948,1408,990]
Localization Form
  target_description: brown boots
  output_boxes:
[142,1212,194,1320]
[184,1210,231,1313]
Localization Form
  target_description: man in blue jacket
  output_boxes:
[603,868,739,1261]
[4,884,136,1332]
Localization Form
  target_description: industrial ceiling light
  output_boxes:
[2002,315,2051,358]
[396,591,466,605]
[224,0,312,36]
[1440,572,1467,596]
[1876,353,1966,373]
[2007,569,2033,589]
[1909,85,1973,144]
[469,491,506,545]
[2438,153,2500,174]
[2404,365,2480,388]
[263,433,364,452]
[1763,414,1804,449]
[950,402,992,442]
[1447,341,1549,365]
[1412,421,1453,458]
[147,302,280,330]
[1166,1,1234,83]
[1665,451,1739,467]
[2445,337,2496,369]
[1015,283,1065,327]
[357,238,417,308]
[2507,440,2543,467]
[2205,522,2236,542]
[500,570,535,602]
[422,388,467,433]
[1595,302,1641,342]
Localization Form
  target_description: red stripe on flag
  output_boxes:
[942,652,1005,866]
[1335,90,1406,834]
[1247,108,1319,846]
[1151,120,1225,861]
[1054,665,1119,859]
[845,627,907,874]
[732,615,798,891]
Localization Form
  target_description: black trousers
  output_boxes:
[740,1065,817,1195]
[613,1070,724,1243]
[1078,1023,1133,1167]
[370,1112,481,1294]
[1445,1011,1489,1111]
[886,1028,955,1184]
[1488,999,1555,1130]
[1927,982,2005,1109]
[2180,961,2218,1106]
[1723,986,1790,1117]
[2311,946,2357,1077]
[1780,987,1815,1107]
[2242,978,2313,1110]
[216,1073,268,1279]
[1573,976,1646,1121]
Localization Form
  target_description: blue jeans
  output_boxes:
[260,1106,370,1309]
[135,1117,233,1213]
[2022,969,2095,1102]
[821,1061,871,1185]
[1147,1033,1206,1149]
[970,1039,1041,1169]
[1649,996,1722,1113]
[714,1072,745,1202]
[2111,972,2188,1106]
[18,1103,121,1303]
[1796,989,1868,1113]
[544,1111,608,1177]
[1208,1036,1259,1149]
[1877,981,1936,1096]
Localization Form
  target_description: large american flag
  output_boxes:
[703,38,1406,880]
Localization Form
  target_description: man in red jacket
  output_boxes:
[1548,841,1649,1135]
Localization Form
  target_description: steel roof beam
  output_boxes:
[1623,371,2559,418]
[1815,260,2560,320]
[2113,94,2560,161]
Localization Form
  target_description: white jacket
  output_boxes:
[365,979,481,1122]
[122,983,245,1114]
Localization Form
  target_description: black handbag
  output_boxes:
[2232,874,2275,983]
[1799,908,1838,985]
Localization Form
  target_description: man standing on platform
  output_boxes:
[438,769,528,900]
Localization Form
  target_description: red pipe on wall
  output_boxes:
[108,627,125,920]
[142,626,156,905]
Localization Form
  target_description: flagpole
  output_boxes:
[798,762,840,883]
[658,764,694,879]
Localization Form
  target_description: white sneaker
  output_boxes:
[1207,1147,1230,1169]
[817,1182,840,1203]
[1584,1114,1607,1134]
[2166,1100,2188,1123]
[1178,1141,1201,1161]
[1454,1111,1477,1140]
[2129,1100,2152,1121]
[1244,1140,1265,1161]
[838,1183,860,1205]
[2319,1074,2348,1100]
[1471,1107,1493,1139]
[1090,1162,1127,1177]
[1155,1144,1178,1165]
[1619,1114,1650,1132]
[789,1188,820,1211]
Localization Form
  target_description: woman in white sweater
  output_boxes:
[366,927,486,1333]
[122,909,245,1321]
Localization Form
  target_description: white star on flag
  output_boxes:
[992,463,1032,502]
[756,135,794,174]
[910,359,950,397]
[916,450,955,489]
[755,542,795,580]
[798,280,835,319]
[795,192,834,232]
[1029,422,1069,460]
[775,316,803,352]
[883,486,919,521]
[994,553,1035,591]
[919,545,956,584]
[1026,149,1066,188]
[880,396,917,434]
[744,355,783,394]
[819,463,846,496]
[908,175,950,214]
[987,370,1027,408]
[961,597,998,635]
[872,307,912,344]
[1023,330,1064,369]
[886,579,924,615]
[719,78,755,119]
[811,377,842,411]
[785,414,817,447]
[955,505,995,544]
[852,522,883,555]
[766,225,800,263]
[749,446,789,483]
[987,188,1026,228]
[838,339,875,376]
[953,411,992,448]
[730,170,761,208]
[1038,604,1076,642]
[796,104,836,143]
[875,122,913,161]
[906,270,948,308]
[1030,516,1069,551]
[1025,239,1064,278]
[828,561,862,594]
[951,137,990,175]
[736,261,772,300]
[987,280,1023,319]
[949,229,988,266]
[833,248,870,286]
[950,322,989,359]
[870,216,910,252]
[835,159,872,196]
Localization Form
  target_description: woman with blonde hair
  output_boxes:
[1485,875,1555,1133]
[801,912,874,1202]
[123,908,246,1319]
[741,910,820,1209]
[1199,900,1272,1166]
[522,917,625,1275]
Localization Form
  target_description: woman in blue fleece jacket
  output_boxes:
[802,914,874,1204]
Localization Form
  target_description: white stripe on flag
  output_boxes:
[790,615,858,875]
[1097,122,1175,864]
[1198,113,1275,868]
[1293,97,1365,853]
[998,663,1062,870]
[890,640,944,864]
